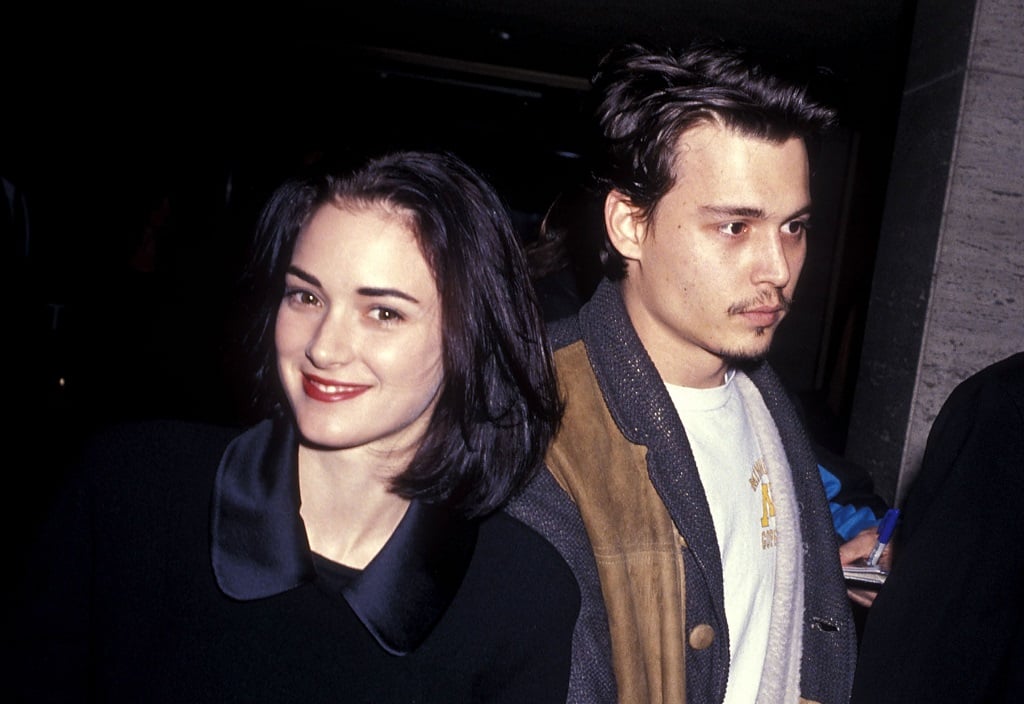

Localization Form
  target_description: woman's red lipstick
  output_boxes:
[302,373,370,402]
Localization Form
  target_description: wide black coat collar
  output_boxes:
[210,418,478,655]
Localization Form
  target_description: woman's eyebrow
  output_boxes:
[357,287,420,304]
[286,267,420,303]
[286,265,321,287]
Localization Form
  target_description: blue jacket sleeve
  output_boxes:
[818,464,883,541]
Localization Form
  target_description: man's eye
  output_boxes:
[719,222,747,236]
[783,220,809,236]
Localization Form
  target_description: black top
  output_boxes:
[8,418,579,703]
[851,352,1024,703]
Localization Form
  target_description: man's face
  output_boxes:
[612,121,811,388]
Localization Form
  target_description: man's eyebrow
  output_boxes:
[783,204,814,221]
[701,205,766,219]
[699,204,813,220]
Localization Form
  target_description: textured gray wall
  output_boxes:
[846,0,1024,505]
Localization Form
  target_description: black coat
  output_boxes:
[852,352,1024,703]
[8,418,579,703]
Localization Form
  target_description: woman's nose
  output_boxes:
[305,315,356,368]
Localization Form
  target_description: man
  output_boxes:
[509,40,857,704]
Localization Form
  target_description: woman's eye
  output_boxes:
[370,307,404,323]
[285,289,321,307]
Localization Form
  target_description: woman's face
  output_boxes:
[275,202,444,456]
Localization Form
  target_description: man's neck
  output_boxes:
[617,280,730,388]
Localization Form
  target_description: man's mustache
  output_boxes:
[727,288,793,316]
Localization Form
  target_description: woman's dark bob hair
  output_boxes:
[241,150,562,519]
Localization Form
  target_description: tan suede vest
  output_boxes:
[545,341,689,704]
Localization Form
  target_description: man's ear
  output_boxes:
[604,190,645,262]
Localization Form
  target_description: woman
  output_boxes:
[11,151,578,702]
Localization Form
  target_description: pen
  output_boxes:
[866,508,900,567]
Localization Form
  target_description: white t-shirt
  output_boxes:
[666,371,777,704]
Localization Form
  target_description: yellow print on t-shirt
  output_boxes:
[748,459,768,491]
[749,458,777,547]
[759,482,776,528]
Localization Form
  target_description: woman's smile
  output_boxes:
[301,373,372,402]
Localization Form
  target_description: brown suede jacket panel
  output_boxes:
[546,339,689,703]
[509,279,856,704]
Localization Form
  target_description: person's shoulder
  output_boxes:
[914,352,1024,505]
[71,418,245,491]
[477,511,578,590]
[961,351,1024,398]
[480,510,571,559]
[466,511,581,643]
[547,313,583,350]
[974,350,1023,379]
[82,418,243,461]
[938,352,1024,423]
[34,419,247,540]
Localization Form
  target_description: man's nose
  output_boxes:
[753,233,794,289]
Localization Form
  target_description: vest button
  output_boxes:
[688,624,715,650]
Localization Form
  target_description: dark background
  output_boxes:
[4,2,917,470]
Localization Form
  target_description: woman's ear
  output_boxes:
[604,190,645,262]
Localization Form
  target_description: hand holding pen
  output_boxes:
[866,508,900,567]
